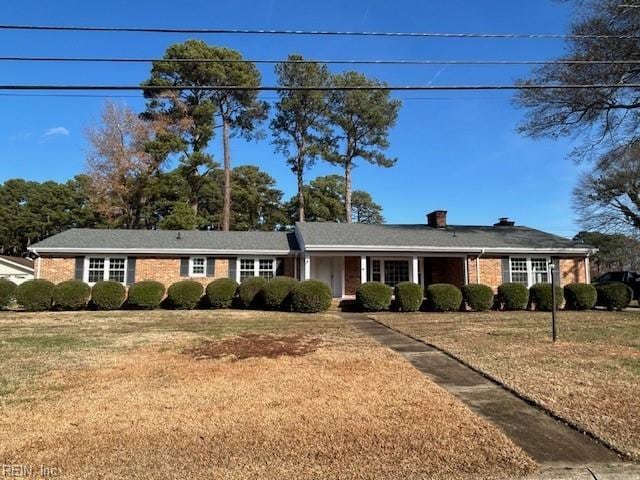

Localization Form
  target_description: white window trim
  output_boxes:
[371,257,412,287]
[509,256,551,288]
[236,257,277,283]
[189,256,207,277]
[83,255,128,285]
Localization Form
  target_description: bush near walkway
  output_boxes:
[0,278,17,309]
[425,284,462,312]
[461,284,494,312]
[15,279,55,311]
[356,282,393,312]
[53,280,91,310]
[291,280,332,313]
[394,282,423,312]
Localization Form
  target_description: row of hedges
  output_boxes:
[354,280,633,312]
[0,276,332,313]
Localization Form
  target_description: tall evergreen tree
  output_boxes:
[271,55,330,222]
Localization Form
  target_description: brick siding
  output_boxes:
[38,257,76,283]
[344,256,361,295]
[559,258,587,286]
[282,257,296,278]
[424,257,465,287]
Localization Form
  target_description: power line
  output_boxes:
[0,83,638,92]
[2,56,640,66]
[1,24,639,40]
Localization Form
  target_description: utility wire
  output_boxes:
[0,84,638,92]
[1,56,640,66]
[0,24,639,39]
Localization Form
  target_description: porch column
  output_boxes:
[412,256,419,284]
[360,256,367,284]
[304,254,311,280]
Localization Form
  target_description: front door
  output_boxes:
[313,257,343,298]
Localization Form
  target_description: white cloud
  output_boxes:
[40,126,70,141]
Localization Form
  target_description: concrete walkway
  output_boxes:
[346,314,624,467]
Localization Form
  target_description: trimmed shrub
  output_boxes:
[425,283,463,312]
[596,282,633,311]
[291,280,332,313]
[496,283,529,310]
[53,280,91,310]
[564,283,597,311]
[461,284,494,312]
[206,278,238,309]
[127,280,165,309]
[394,282,423,312]
[236,277,268,309]
[91,281,126,310]
[261,276,299,311]
[529,283,564,311]
[15,279,55,311]
[167,280,204,310]
[0,278,17,309]
[356,281,393,312]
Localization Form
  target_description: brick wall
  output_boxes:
[135,257,230,286]
[344,256,361,295]
[559,258,587,286]
[282,257,296,278]
[466,256,504,290]
[38,257,76,283]
[424,257,465,287]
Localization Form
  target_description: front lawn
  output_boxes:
[374,310,640,460]
[0,310,535,479]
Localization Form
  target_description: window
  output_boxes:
[88,257,105,283]
[238,258,276,282]
[509,257,551,287]
[86,257,127,284]
[190,257,206,277]
[240,259,255,282]
[383,260,410,287]
[371,260,381,282]
[258,259,274,280]
[108,258,126,283]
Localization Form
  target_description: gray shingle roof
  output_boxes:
[30,229,299,253]
[0,255,34,270]
[296,222,590,252]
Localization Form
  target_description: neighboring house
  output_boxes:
[0,255,35,284]
[28,211,594,298]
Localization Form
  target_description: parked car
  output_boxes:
[595,271,640,300]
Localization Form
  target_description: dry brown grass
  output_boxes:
[0,310,535,479]
[374,310,640,460]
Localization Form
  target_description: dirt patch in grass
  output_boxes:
[184,333,321,360]
[0,310,535,479]
[374,310,640,460]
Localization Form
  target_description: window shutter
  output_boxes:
[180,258,189,277]
[227,257,237,281]
[501,257,510,284]
[276,258,284,276]
[206,257,215,277]
[366,257,371,282]
[74,257,84,281]
[126,257,136,285]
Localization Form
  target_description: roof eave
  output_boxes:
[302,244,592,255]
[28,247,297,256]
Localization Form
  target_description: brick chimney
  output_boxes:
[427,210,447,228]
[494,217,515,227]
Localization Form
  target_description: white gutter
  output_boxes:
[476,248,485,283]
[302,245,592,255]
[27,247,296,256]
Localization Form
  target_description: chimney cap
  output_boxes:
[494,217,515,227]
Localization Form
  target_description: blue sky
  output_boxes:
[1,0,586,236]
